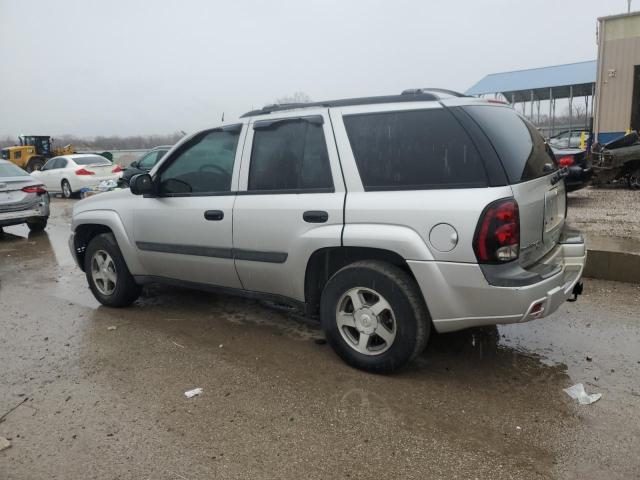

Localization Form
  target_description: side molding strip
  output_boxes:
[136,242,288,264]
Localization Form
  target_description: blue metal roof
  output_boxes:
[466,60,596,99]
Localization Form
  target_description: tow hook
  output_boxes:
[567,282,584,302]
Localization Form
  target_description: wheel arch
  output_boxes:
[304,246,418,318]
[71,210,145,275]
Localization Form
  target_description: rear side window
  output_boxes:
[463,105,556,183]
[343,109,487,190]
[248,118,333,191]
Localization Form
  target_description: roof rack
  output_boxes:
[401,88,468,98]
[240,92,440,118]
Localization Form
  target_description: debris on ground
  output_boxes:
[564,383,602,405]
[107,326,117,331]
[0,397,28,424]
[184,388,203,398]
[0,437,10,452]
[171,341,185,348]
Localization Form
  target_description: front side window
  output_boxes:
[463,105,557,183]
[158,129,240,195]
[343,109,487,190]
[248,118,333,191]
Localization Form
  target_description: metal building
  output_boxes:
[594,10,640,143]
[465,61,596,138]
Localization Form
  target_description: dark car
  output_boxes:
[119,146,171,187]
[551,146,592,192]
[548,129,590,149]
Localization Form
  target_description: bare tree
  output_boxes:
[275,91,312,105]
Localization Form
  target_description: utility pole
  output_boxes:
[629,0,633,13]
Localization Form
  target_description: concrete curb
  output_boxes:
[583,235,640,283]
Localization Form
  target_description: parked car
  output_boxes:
[551,147,593,192]
[548,129,590,149]
[119,146,171,187]
[32,154,123,198]
[68,90,586,373]
[0,160,50,232]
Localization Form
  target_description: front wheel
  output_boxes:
[26,157,45,172]
[320,260,430,373]
[84,233,141,307]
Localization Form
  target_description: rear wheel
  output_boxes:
[61,180,73,198]
[26,157,45,172]
[26,216,48,232]
[320,260,430,373]
[84,233,141,307]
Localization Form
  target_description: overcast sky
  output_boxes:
[0,0,632,137]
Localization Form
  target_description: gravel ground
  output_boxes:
[567,187,640,239]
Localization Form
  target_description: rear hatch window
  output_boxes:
[343,108,488,190]
[462,105,557,183]
[463,104,565,266]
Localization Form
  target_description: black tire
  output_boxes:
[84,232,141,307]
[26,216,48,232]
[61,179,73,199]
[320,260,430,374]
[26,157,45,172]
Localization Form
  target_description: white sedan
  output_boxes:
[32,154,123,198]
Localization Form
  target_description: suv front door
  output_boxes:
[132,125,245,288]
[233,109,345,301]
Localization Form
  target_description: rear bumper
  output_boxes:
[0,195,50,227]
[408,229,586,333]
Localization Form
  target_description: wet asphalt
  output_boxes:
[1,198,639,479]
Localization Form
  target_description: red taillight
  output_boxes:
[112,165,123,173]
[557,156,575,167]
[22,185,47,194]
[474,198,520,263]
[75,168,95,175]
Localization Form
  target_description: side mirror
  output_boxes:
[130,173,153,195]
[130,161,138,168]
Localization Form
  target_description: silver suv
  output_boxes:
[69,90,586,373]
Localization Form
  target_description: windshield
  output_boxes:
[73,155,111,166]
[0,162,29,177]
[463,105,557,183]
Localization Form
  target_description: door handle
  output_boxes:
[204,210,224,221]
[303,210,328,223]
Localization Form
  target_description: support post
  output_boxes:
[548,88,553,137]
[568,85,573,139]
[530,90,534,121]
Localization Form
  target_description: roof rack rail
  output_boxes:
[241,92,440,118]
[401,88,468,98]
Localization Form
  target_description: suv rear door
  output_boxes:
[232,109,345,301]
[461,104,566,266]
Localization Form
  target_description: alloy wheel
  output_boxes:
[335,287,397,355]
[91,250,118,296]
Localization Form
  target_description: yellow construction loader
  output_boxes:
[0,135,75,172]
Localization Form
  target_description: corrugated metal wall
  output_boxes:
[595,12,640,141]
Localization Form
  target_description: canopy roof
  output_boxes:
[466,60,596,102]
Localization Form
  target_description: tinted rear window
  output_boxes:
[74,155,111,166]
[0,162,29,177]
[343,109,487,190]
[462,105,557,183]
